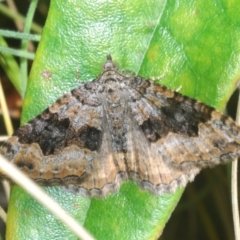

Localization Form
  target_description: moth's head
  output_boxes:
[103,55,119,71]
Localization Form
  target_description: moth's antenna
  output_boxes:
[106,54,112,61]
[103,54,119,71]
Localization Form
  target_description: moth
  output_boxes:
[1,55,240,197]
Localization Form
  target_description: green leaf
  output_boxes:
[6,0,240,239]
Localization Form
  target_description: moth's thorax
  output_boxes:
[96,70,129,152]
[98,69,126,85]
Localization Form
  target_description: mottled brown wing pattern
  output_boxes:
[0,88,103,181]
[1,55,240,197]
[135,81,240,169]
[121,77,240,194]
